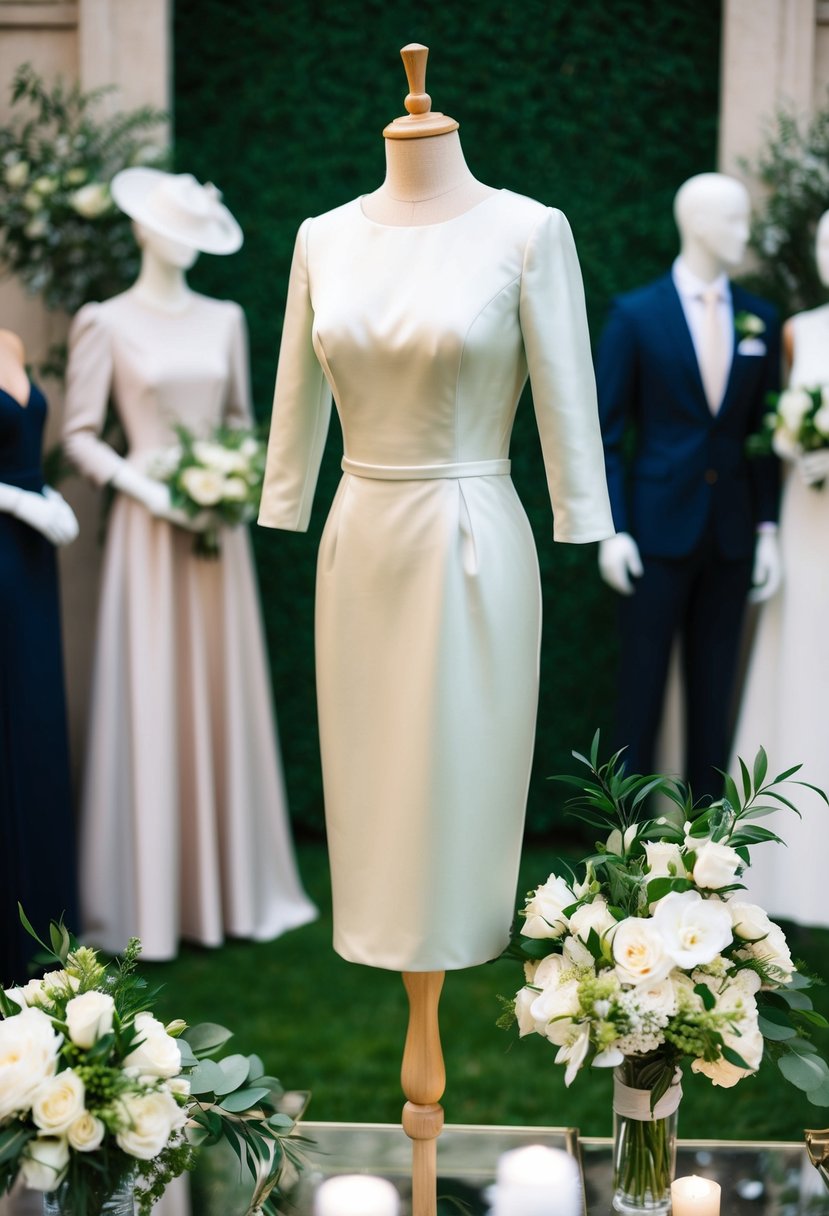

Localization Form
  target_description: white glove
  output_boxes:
[111,463,214,533]
[749,530,782,604]
[598,532,643,595]
[0,481,79,546]
[797,449,829,487]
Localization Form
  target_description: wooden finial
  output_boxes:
[384,43,459,140]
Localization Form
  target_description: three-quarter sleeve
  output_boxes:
[519,207,615,543]
[258,218,333,532]
[62,302,124,487]
[224,302,254,428]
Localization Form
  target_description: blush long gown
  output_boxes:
[731,303,829,928]
[63,289,316,960]
[259,190,614,971]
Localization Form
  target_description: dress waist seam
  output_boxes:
[341,457,511,481]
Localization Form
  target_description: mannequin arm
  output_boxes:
[110,463,215,532]
[62,304,126,487]
[0,481,79,545]
[598,531,643,595]
[749,528,781,604]
[225,303,254,428]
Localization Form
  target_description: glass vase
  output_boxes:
[611,1065,680,1214]
[43,1173,135,1216]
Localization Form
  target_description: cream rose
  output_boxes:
[729,901,794,981]
[0,1007,62,1120]
[69,181,111,218]
[529,976,581,1047]
[612,917,673,986]
[123,1013,181,1078]
[68,1111,106,1152]
[20,1136,69,1191]
[515,986,538,1037]
[569,897,617,945]
[692,840,742,890]
[222,476,249,501]
[521,874,575,939]
[778,388,812,433]
[4,160,29,188]
[179,465,225,507]
[32,1069,85,1134]
[652,890,732,968]
[814,406,829,438]
[116,1088,184,1159]
[66,991,115,1049]
[691,974,763,1087]
[643,841,684,880]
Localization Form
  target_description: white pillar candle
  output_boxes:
[489,1144,583,1216]
[670,1174,721,1216]
[314,1174,400,1216]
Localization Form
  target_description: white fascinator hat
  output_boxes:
[110,168,243,255]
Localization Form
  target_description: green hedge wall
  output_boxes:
[172,0,722,839]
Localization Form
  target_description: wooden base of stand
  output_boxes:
[401,971,446,1216]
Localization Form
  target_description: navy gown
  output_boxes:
[0,380,78,983]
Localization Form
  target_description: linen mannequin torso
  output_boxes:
[260,129,614,970]
[63,287,317,959]
[732,303,829,927]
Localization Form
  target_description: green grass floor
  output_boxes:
[144,840,829,1143]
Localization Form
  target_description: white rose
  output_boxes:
[778,388,812,434]
[0,1007,62,1120]
[643,841,684,879]
[24,216,48,240]
[4,160,29,188]
[20,1136,69,1191]
[772,426,799,460]
[222,476,249,501]
[814,407,829,438]
[526,954,577,1042]
[515,986,538,1037]
[692,840,742,890]
[32,1069,85,1134]
[18,979,47,1008]
[521,874,575,939]
[691,977,764,1087]
[555,1025,590,1087]
[239,436,261,459]
[22,189,43,212]
[179,465,225,507]
[529,976,582,1047]
[63,167,87,186]
[569,897,617,945]
[612,917,673,986]
[192,441,246,475]
[68,1111,106,1152]
[3,988,26,1009]
[65,991,115,1049]
[634,977,678,1018]
[69,182,111,218]
[165,1076,190,1097]
[729,901,794,981]
[33,176,58,195]
[41,971,80,1000]
[116,1088,184,1159]
[652,890,733,968]
[123,1013,181,1078]
[562,934,594,969]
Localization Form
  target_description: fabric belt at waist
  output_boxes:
[341,457,511,481]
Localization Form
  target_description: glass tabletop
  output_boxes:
[286,1121,829,1216]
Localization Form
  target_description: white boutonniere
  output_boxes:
[735,311,766,340]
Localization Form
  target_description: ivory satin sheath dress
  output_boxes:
[62,290,316,959]
[259,190,615,971]
[731,304,829,928]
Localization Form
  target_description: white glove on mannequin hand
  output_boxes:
[598,532,643,595]
[749,529,782,604]
[0,481,79,545]
[111,463,215,533]
[797,449,829,487]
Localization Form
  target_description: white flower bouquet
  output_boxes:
[0,64,166,319]
[748,384,829,486]
[152,425,266,558]
[502,737,829,1208]
[0,914,306,1216]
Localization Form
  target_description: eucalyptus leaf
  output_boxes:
[213,1053,252,1095]
[220,1085,272,1112]
[758,1014,797,1041]
[779,1051,829,1092]
[189,1058,226,1095]
[186,1022,234,1054]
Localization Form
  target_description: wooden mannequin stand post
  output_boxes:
[401,971,446,1216]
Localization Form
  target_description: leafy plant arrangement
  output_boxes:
[500,736,829,1208]
[747,385,829,486]
[150,424,267,558]
[0,63,167,315]
[741,100,829,315]
[0,913,307,1216]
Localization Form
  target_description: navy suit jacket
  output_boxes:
[596,274,780,560]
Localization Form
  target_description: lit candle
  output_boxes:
[314,1174,400,1216]
[670,1174,721,1216]
[489,1144,582,1216]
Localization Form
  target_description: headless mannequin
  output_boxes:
[0,330,78,545]
[109,223,210,530]
[598,174,782,603]
[792,210,829,486]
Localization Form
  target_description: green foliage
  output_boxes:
[172,0,722,837]
[743,98,829,314]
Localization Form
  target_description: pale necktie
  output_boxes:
[698,285,729,414]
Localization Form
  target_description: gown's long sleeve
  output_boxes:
[519,207,615,543]
[62,302,124,487]
[258,219,333,531]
